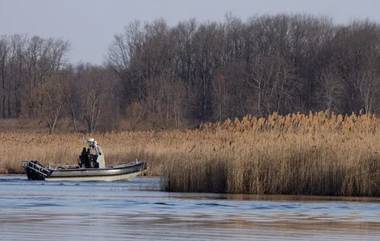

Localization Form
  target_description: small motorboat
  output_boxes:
[23,160,146,181]
[23,138,147,182]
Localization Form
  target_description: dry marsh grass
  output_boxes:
[1,111,380,196]
[164,112,380,196]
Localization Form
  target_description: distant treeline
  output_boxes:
[1,15,380,132]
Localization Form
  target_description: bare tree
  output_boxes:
[31,72,68,133]
[144,74,186,128]
[23,36,69,118]
[2,15,380,132]
[73,66,117,133]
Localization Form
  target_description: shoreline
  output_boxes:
[4,174,380,202]
[2,113,380,196]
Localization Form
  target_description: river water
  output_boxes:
[1,176,380,241]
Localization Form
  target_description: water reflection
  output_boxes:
[1,176,380,241]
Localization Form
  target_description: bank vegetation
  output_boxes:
[1,112,380,196]
[2,15,380,132]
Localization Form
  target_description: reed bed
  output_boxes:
[1,111,380,196]
[165,111,380,196]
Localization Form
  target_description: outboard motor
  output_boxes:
[23,160,51,180]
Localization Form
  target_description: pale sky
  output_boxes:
[1,0,379,64]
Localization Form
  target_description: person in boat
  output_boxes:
[79,147,91,168]
[79,138,106,168]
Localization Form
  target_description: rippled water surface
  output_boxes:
[1,176,380,240]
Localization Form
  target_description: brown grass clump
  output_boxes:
[2,111,380,196]
[164,111,380,196]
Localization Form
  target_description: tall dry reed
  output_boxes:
[163,112,380,196]
[1,111,380,196]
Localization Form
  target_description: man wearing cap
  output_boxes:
[86,138,106,168]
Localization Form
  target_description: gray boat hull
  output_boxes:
[24,161,147,181]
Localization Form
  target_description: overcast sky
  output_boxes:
[1,0,379,64]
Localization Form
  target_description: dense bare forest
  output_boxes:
[1,15,380,132]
